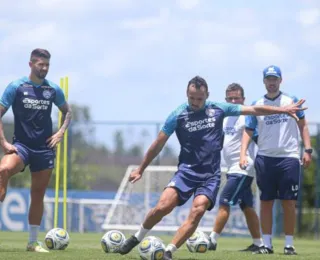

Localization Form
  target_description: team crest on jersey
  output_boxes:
[205,108,215,117]
[43,90,52,99]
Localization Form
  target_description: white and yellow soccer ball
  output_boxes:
[138,236,166,260]
[186,230,210,253]
[45,228,70,250]
[101,230,126,253]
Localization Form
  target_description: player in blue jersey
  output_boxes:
[0,49,72,252]
[209,83,263,252]
[118,76,306,260]
[240,65,312,255]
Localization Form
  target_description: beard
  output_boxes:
[35,70,48,79]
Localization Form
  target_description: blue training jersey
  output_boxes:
[162,101,241,175]
[0,76,66,149]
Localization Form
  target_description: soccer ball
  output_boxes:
[101,230,126,253]
[186,230,210,253]
[45,228,70,250]
[138,236,166,260]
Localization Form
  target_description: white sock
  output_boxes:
[29,225,40,243]
[253,238,264,247]
[262,234,272,249]
[285,235,293,247]
[134,225,150,241]
[165,243,177,253]
[209,232,220,244]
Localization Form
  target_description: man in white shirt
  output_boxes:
[240,65,312,255]
[209,83,264,252]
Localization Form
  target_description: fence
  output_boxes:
[2,120,320,237]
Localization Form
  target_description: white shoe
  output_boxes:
[26,241,49,252]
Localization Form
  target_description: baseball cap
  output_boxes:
[263,65,282,78]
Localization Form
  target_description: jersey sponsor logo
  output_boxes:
[184,117,216,132]
[22,98,50,110]
[264,114,289,125]
[223,126,236,135]
[43,90,52,99]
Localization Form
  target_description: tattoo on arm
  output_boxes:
[58,103,72,134]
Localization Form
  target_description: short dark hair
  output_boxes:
[30,48,51,61]
[225,83,244,98]
[187,76,208,91]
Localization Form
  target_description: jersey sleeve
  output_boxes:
[292,96,305,119]
[0,83,17,108]
[211,101,241,117]
[245,115,257,131]
[53,85,66,107]
[161,111,178,137]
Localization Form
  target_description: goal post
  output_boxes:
[101,165,260,235]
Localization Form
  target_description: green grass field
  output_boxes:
[0,232,319,260]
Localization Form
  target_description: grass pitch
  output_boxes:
[0,231,319,259]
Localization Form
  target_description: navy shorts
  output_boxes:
[166,170,221,211]
[254,155,300,201]
[14,141,56,172]
[219,173,254,210]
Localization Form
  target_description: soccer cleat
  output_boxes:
[118,235,140,255]
[163,250,172,260]
[26,241,49,253]
[239,243,261,252]
[208,241,217,251]
[252,246,274,254]
[284,246,297,255]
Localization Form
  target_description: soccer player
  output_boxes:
[0,49,72,252]
[118,76,306,260]
[209,83,263,252]
[240,65,312,255]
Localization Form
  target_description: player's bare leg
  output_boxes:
[119,187,179,255]
[27,169,52,253]
[209,205,229,250]
[0,153,24,201]
[282,200,297,255]
[163,194,210,260]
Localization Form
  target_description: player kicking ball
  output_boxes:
[209,83,263,252]
[118,76,306,260]
[0,49,72,252]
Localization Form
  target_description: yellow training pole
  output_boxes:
[54,77,64,228]
[63,77,69,230]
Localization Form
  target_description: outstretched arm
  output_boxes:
[129,132,169,183]
[240,99,307,121]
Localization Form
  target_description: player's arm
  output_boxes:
[297,118,312,168]
[240,128,254,170]
[240,99,307,121]
[129,110,177,183]
[0,84,18,153]
[57,103,72,135]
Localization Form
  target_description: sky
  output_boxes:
[1,0,320,149]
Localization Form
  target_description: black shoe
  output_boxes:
[240,244,261,252]
[118,235,140,255]
[252,246,274,254]
[163,250,172,260]
[208,241,217,251]
[284,246,297,255]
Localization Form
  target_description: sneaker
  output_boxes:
[208,241,217,251]
[284,246,297,255]
[163,251,172,260]
[240,244,261,252]
[119,235,140,255]
[252,246,274,254]
[26,241,49,253]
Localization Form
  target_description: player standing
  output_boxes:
[240,65,312,255]
[209,83,263,252]
[118,76,306,260]
[0,49,72,252]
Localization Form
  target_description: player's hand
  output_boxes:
[1,141,18,154]
[46,132,64,148]
[239,156,248,170]
[129,169,143,184]
[283,99,307,121]
[302,152,312,168]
